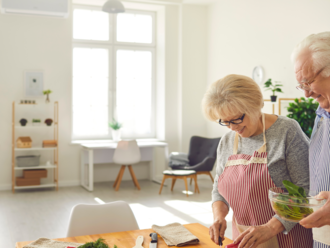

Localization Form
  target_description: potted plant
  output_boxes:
[19,118,28,126]
[109,118,122,141]
[287,97,319,137]
[264,79,284,102]
[43,89,52,103]
[32,119,41,126]
[44,118,53,126]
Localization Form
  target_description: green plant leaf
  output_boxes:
[286,97,318,137]
[282,180,306,198]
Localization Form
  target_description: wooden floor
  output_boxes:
[0,179,233,248]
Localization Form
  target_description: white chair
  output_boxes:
[113,140,141,191]
[66,201,139,237]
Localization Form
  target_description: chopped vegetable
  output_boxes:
[78,238,117,248]
[272,180,313,222]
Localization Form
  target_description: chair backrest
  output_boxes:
[188,136,221,165]
[66,201,139,237]
[113,140,141,165]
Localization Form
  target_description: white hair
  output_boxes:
[291,32,330,78]
[202,74,263,122]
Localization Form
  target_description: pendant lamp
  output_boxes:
[102,0,125,13]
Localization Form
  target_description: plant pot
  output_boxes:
[44,118,53,126]
[112,129,121,141]
[32,122,41,126]
[19,119,27,126]
[270,95,277,102]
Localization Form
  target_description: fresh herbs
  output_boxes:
[272,180,313,222]
[78,238,117,248]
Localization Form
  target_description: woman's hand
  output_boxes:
[234,217,284,248]
[209,218,227,245]
[300,191,330,228]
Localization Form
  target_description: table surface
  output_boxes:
[81,141,168,149]
[16,223,233,248]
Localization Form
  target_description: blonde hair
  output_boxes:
[291,32,330,78]
[202,74,263,122]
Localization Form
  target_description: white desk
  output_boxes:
[80,141,168,191]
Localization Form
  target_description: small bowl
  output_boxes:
[269,187,326,223]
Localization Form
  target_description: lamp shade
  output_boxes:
[102,0,125,13]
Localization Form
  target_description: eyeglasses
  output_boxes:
[296,66,326,93]
[219,114,245,126]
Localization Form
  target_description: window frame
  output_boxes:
[72,5,157,141]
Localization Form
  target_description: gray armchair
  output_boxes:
[170,136,221,183]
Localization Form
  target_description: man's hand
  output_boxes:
[300,191,330,228]
[209,218,227,245]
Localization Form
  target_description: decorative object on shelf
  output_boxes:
[32,119,41,126]
[109,118,122,141]
[16,177,40,186]
[20,100,36,104]
[42,140,57,148]
[23,169,47,178]
[19,118,28,126]
[252,66,264,85]
[44,118,53,126]
[16,137,32,148]
[25,71,44,97]
[264,78,283,102]
[287,97,319,137]
[16,155,40,167]
[43,89,52,103]
[102,0,125,13]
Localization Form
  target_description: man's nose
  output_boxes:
[304,89,313,98]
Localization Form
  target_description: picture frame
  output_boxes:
[24,71,44,97]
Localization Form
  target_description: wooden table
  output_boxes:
[16,223,233,248]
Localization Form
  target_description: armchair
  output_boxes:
[171,136,220,183]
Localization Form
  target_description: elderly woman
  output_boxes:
[202,74,313,248]
[291,31,330,247]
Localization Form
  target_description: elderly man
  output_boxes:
[291,31,330,247]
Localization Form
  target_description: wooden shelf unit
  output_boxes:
[12,101,59,193]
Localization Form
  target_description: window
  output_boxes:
[72,7,156,140]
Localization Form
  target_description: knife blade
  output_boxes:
[149,233,158,248]
[133,235,144,248]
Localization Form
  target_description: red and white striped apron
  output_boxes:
[217,114,313,248]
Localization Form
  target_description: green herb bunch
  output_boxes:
[272,180,313,222]
[264,79,283,96]
[78,238,117,248]
[32,119,41,123]
[109,118,122,130]
[287,97,319,137]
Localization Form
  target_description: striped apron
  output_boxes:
[217,114,313,248]
[310,114,330,248]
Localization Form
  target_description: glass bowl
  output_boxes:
[269,187,326,223]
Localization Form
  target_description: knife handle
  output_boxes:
[150,233,158,243]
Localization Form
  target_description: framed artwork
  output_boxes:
[24,71,44,97]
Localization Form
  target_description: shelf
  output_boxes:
[14,183,56,189]
[15,147,57,151]
[15,125,55,128]
[14,165,56,170]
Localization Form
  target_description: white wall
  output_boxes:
[181,4,208,152]
[0,1,208,190]
[206,0,330,137]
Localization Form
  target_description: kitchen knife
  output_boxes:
[149,233,158,248]
[133,236,144,248]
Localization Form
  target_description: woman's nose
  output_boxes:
[228,123,238,130]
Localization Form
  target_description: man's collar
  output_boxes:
[316,106,330,118]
